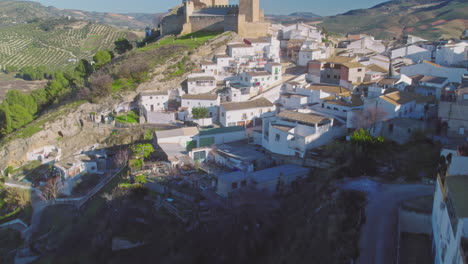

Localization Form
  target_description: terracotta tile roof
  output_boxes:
[272,124,295,132]
[246,71,271,77]
[182,93,218,100]
[410,74,425,83]
[307,84,348,94]
[322,92,364,107]
[229,43,252,48]
[378,78,399,85]
[342,62,365,69]
[278,111,332,125]
[318,56,356,64]
[380,91,417,106]
[422,60,442,68]
[221,98,274,111]
[420,75,448,85]
[366,64,388,73]
[140,91,168,96]
[188,76,216,82]
[245,38,270,44]
[200,60,216,65]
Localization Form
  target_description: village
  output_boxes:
[0,0,468,263]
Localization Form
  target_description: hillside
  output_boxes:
[267,12,321,24]
[0,0,164,29]
[0,19,139,69]
[316,0,468,40]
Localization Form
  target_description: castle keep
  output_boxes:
[160,0,270,38]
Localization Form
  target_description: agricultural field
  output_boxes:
[0,21,134,70]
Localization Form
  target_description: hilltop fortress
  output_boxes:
[160,0,270,38]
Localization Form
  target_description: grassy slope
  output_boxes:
[0,21,131,69]
[317,0,468,40]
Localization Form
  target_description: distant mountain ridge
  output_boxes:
[0,0,165,29]
[317,0,467,40]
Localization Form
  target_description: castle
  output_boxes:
[160,0,270,38]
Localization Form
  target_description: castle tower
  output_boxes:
[239,0,260,23]
[212,0,229,5]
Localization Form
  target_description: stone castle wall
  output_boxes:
[190,16,226,32]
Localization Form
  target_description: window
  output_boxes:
[322,103,324,108]
[459,127,465,135]
[242,113,247,119]
[463,94,468,100]
[241,180,247,187]
[333,107,338,111]
[221,112,225,117]
[327,74,331,78]
[150,97,153,99]
[259,109,263,114]
[232,182,238,190]
[389,124,394,134]
[275,134,280,142]
[211,103,213,106]
[251,112,254,116]
[358,68,362,72]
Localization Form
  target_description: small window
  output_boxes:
[358,68,362,72]
[275,134,280,142]
[241,180,247,187]
[463,94,468,100]
[232,182,238,190]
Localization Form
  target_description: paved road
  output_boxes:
[343,179,435,264]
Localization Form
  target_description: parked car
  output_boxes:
[184,121,199,127]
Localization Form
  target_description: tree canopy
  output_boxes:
[192,107,210,119]
[93,50,112,69]
[114,38,133,55]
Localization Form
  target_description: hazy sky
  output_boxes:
[32,0,385,16]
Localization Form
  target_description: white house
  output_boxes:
[432,149,468,264]
[261,111,340,158]
[200,60,218,75]
[376,91,427,119]
[239,71,272,89]
[265,62,283,82]
[391,45,432,62]
[435,42,468,67]
[27,146,61,164]
[155,127,200,148]
[294,84,349,104]
[219,98,275,127]
[187,76,217,94]
[417,75,449,99]
[179,93,220,122]
[400,60,468,83]
[278,93,309,110]
[139,91,169,112]
[215,54,232,70]
[318,92,364,118]
[279,23,323,45]
[217,165,310,198]
[227,43,256,58]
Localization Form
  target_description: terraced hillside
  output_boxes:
[0,1,163,29]
[0,21,134,69]
[316,0,468,40]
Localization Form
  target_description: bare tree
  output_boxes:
[113,148,130,168]
[41,176,63,201]
[351,106,388,133]
[90,74,113,97]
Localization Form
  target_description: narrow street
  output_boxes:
[343,179,435,264]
